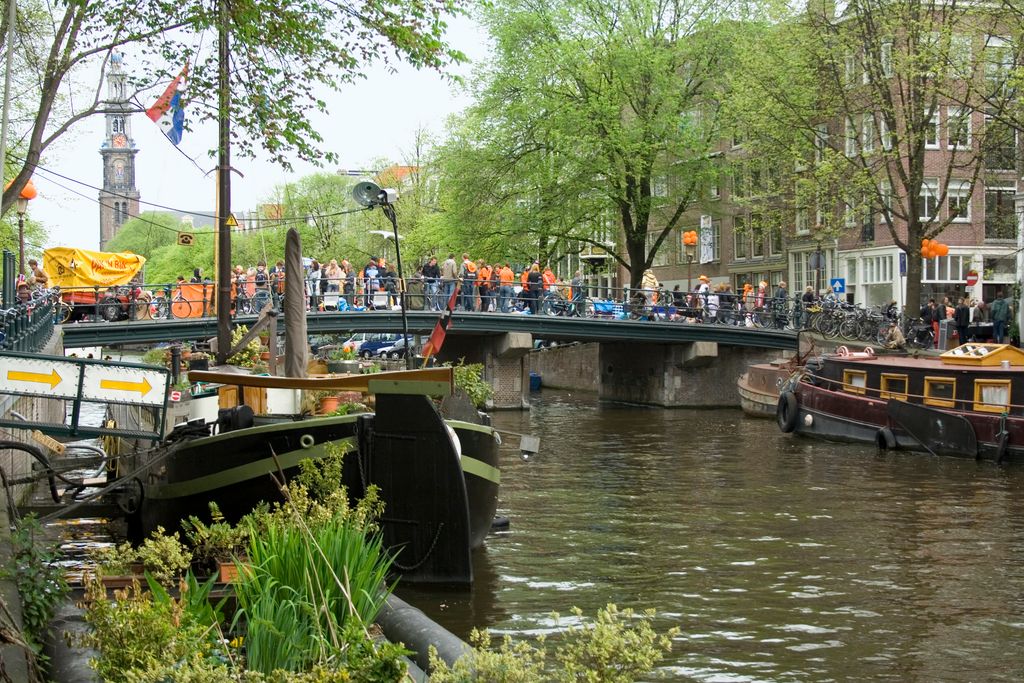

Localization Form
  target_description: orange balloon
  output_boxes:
[938,244,949,256]
[19,179,37,200]
[922,248,933,259]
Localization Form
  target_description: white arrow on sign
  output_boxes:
[81,365,168,406]
[0,357,79,398]
[833,282,841,291]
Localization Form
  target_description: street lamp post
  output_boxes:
[14,179,36,276]
[685,245,696,297]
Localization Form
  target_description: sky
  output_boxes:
[29,14,490,252]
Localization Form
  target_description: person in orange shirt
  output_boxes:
[498,263,515,312]
[478,261,492,312]
[541,265,557,314]
[459,253,477,311]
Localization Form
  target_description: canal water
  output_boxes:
[399,389,1024,681]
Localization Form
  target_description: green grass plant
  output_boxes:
[233,514,395,673]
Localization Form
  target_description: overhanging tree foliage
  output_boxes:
[435,0,733,287]
[727,0,1019,308]
[0,0,468,217]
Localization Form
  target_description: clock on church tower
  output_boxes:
[98,53,141,251]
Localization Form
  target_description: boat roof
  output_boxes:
[824,344,1024,372]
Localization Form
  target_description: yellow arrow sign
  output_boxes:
[7,369,62,389]
[100,376,152,396]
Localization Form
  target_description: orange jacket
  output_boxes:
[542,269,556,290]
[478,266,492,284]
[520,270,530,291]
[499,266,515,284]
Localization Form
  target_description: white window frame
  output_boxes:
[845,53,858,85]
[814,123,829,164]
[881,41,894,78]
[947,107,971,149]
[734,216,748,260]
[844,196,858,228]
[925,109,940,149]
[862,113,876,153]
[948,180,971,222]
[845,117,857,157]
[918,178,939,220]
[652,175,668,198]
[795,206,809,236]
[879,180,893,221]
[880,116,893,151]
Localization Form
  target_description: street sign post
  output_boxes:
[830,278,846,294]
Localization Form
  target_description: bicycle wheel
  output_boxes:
[152,298,169,319]
[58,301,73,324]
[875,323,891,346]
[838,317,860,340]
[581,299,595,318]
[170,296,193,319]
[251,289,272,312]
[98,296,122,322]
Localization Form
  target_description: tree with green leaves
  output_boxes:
[726,0,1019,309]
[434,0,732,287]
[0,0,468,218]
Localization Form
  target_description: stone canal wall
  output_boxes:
[529,343,601,393]
[529,341,789,407]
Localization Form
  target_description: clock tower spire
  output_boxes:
[98,53,141,251]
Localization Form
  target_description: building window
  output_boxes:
[924,377,956,408]
[814,123,829,164]
[769,227,783,255]
[734,216,747,259]
[948,181,971,222]
[880,117,893,151]
[795,206,809,235]
[985,35,1013,94]
[984,112,1016,171]
[845,117,857,157]
[879,180,893,220]
[844,53,857,85]
[862,113,876,153]
[733,166,746,199]
[974,379,1011,413]
[861,203,875,242]
[647,231,671,267]
[710,219,721,262]
[881,41,894,78]
[750,215,764,257]
[652,176,668,198]
[985,181,1016,239]
[843,369,868,395]
[947,107,971,149]
[917,178,938,220]
[112,117,124,133]
[845,257,857,285]
[881,373,908,401]
[924,109,939,148]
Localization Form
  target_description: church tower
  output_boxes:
[98,53,141,251]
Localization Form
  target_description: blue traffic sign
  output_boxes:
[830,278,846,294]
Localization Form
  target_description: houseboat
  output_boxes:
[776,344,1024,463]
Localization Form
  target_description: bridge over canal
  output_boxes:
[61,311,798,408]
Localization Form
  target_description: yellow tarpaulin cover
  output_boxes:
[43,247,146,289]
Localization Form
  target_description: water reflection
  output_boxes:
[404,390,1024,681]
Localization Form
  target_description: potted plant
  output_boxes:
[188,351,210,371]
[182,503,248,582]
[309,390,343,414]
[327,344,360,374]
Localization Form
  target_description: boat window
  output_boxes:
[843,369,867,395]
[974,379,1011,413]
[880,373,908,401]
[924,376,956,408]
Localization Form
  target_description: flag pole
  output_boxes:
[215,0,233,364]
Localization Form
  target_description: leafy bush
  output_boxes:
[428,604,678,683]
[2,515,68,649]
[95,526,192,585]
[183,502,249,569]
[228,325,262,367]
[449,361,493,408]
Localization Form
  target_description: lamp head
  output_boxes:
[352,181,399,207]
[352,181,382,207]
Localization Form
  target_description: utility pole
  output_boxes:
[215,0,232,364]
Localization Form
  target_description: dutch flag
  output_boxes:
[146,65,188,146]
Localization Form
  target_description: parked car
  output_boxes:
[357,334,404,358]
[376,336,417,359]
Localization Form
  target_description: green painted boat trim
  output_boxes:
[368,379,452,396]
[148,438,357,499]
[177,413,365,450]
[460,455,500,484]
[446,419,496,436]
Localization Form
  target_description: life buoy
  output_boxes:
[875,427,896,450]
[776,391,799,433]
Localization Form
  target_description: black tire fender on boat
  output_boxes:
[776,391,799,433]
[875,427,897,450]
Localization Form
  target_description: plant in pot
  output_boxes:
[187,351,210,371]
[182,502,248,582]
[326,344,359,374]
[310,389,343,415]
